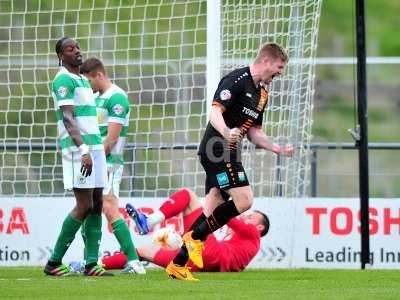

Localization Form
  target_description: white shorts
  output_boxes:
[62,149,107,190]
[103,164,124,197]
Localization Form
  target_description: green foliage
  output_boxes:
[313,94,400,143]
[319,0,400,56]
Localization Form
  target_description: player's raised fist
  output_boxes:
[281,144,294,157]
[223,127,242,144]
[273,143,294,157]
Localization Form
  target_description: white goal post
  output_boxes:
[0,0,322,198]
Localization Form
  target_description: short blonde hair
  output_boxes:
[254,42,288,63]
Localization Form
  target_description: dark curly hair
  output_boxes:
[55,37,72,66]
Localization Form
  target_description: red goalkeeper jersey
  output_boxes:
[103,213,261,272]
[193,218,261,272]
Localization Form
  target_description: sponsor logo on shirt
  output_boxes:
[97,111,106,124]
[216,172,229,188]
[242,107,259,119]
[246,92,252,98]
[219,89,231,101]
[238,172,246,182]
[57,86,68,98]
[112,104,124,115]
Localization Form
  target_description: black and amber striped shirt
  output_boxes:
[198,66,269,161]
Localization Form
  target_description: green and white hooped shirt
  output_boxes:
[52,67,103,154]
[96,84,130,167]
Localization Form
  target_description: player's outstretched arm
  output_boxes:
[247,126,293,157]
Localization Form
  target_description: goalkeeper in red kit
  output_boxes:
[101,188,269,279]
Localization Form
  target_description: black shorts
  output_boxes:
[199,155,250,200]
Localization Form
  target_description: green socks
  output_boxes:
[54,215,136,265]
[112,218,138,261]
[81,219,87,262]
[49,214,82,263]
[82,214,102,265]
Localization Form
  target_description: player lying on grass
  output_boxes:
[101,188,269,280]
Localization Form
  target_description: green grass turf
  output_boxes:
[0,268,399,300]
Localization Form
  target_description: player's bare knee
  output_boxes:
[235,201,252,213]
[102,197,112,210]
[243,190,254,209]
[208,187,222,199]
[233,192,253,213]
[73,201,92,219]
[102,197,119,220]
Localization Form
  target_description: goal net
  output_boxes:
[0,0,322,197]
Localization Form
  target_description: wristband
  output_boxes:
[78,144,89,156]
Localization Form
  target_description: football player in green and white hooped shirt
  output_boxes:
[80,57,145,274]
[44,37,111,276]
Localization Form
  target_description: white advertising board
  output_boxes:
[0,197,399,268]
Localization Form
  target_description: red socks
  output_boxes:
[102,189,191,270]
[101,252,127,269]
[159,188,191,219]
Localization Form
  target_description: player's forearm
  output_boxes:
[62,114,84,147]
[104,123,122,155]
[252,135,278,153]
[209,106,230,138]
[103,137,117,156]
[247,127,280,154]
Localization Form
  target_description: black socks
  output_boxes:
[172,202,240,266]
[192,201,240,241]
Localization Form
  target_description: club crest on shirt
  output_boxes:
[112,104,124,115]
[57,86,68,98]
[220,89,231,101]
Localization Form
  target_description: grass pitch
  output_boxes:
[0,268,398,300]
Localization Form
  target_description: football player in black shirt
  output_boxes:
[166,42,293,280]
